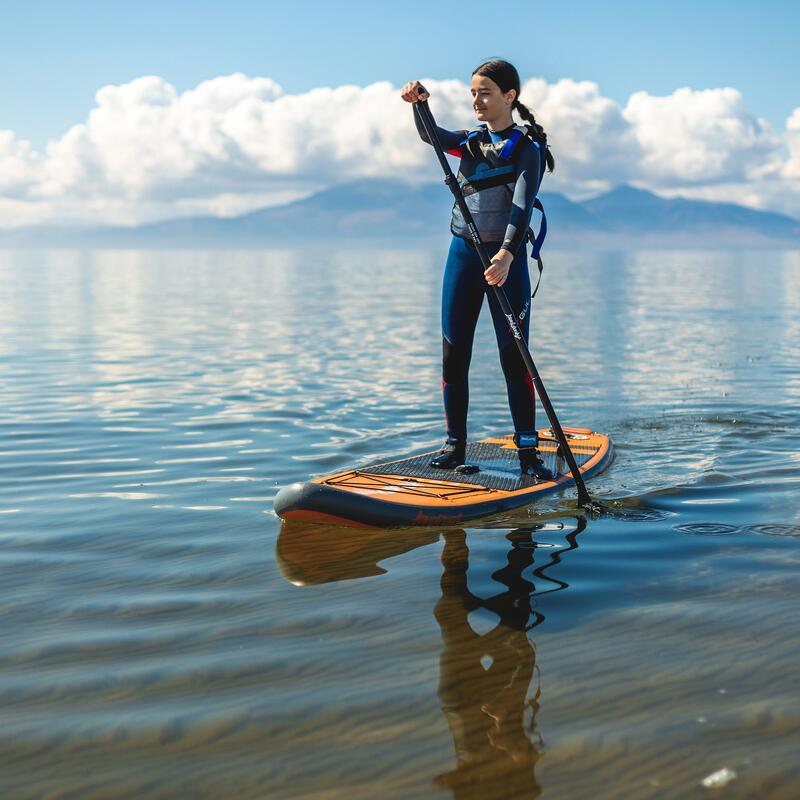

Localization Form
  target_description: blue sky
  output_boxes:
[2,0,798,147]
[1,0,798,228]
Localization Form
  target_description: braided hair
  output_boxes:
[472,59,555,173]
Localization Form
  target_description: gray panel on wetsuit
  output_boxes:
[451,182,514,243]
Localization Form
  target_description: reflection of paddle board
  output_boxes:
[274,426,612,528]
[276,524,440,585]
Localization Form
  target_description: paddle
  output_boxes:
[413,88,598,511]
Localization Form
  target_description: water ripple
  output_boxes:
[1,247,799,799]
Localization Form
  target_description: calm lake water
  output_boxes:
[1,246,799,799]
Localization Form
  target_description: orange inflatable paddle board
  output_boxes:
[274,426,612,528]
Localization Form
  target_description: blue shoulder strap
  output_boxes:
[498,129,524,159]
[529,197,547,259]
[491,133,548,300]
[527,198,547,300]
[458,126,485,153]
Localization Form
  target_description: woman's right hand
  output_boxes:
[400,81,429,103]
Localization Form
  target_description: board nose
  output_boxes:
[273,482,307,518]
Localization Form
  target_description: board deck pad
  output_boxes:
[355,434,595,493]
[274,426,612,528]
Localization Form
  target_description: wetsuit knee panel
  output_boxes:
[500,342,528,382]
[442,337,470,384]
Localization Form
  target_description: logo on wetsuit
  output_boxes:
[504,313,523,340]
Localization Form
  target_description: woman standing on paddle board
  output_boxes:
[401,60,555,478]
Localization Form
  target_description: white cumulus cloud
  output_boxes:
[623,86,780,184]
[0,131,40,196]
[0,72,798,228]
[783,107,800,178]
[520,77,642,192]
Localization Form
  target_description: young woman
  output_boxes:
[400,60,555,477]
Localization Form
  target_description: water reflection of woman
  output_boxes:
[276,518,585,800]
[434,529,543,799]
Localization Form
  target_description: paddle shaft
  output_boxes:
[414,93,592,507]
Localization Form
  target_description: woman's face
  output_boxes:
[470,74,516,125]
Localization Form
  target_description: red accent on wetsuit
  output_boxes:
[525,373,537,424]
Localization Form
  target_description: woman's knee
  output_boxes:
[499,342,527,382]
[442,337,471,383]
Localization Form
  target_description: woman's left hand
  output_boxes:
[484,249,513,286]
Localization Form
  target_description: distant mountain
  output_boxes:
[127,179,454,243]
[2,179,798,248]
[582,185,800,242]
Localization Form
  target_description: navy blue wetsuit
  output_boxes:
[414,106,544,443]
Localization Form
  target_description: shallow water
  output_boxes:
[0,246,799,799]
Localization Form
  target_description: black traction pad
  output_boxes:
[354,437,597,493]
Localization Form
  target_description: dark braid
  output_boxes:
[473,59,555,173]
[514,99,555,173]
